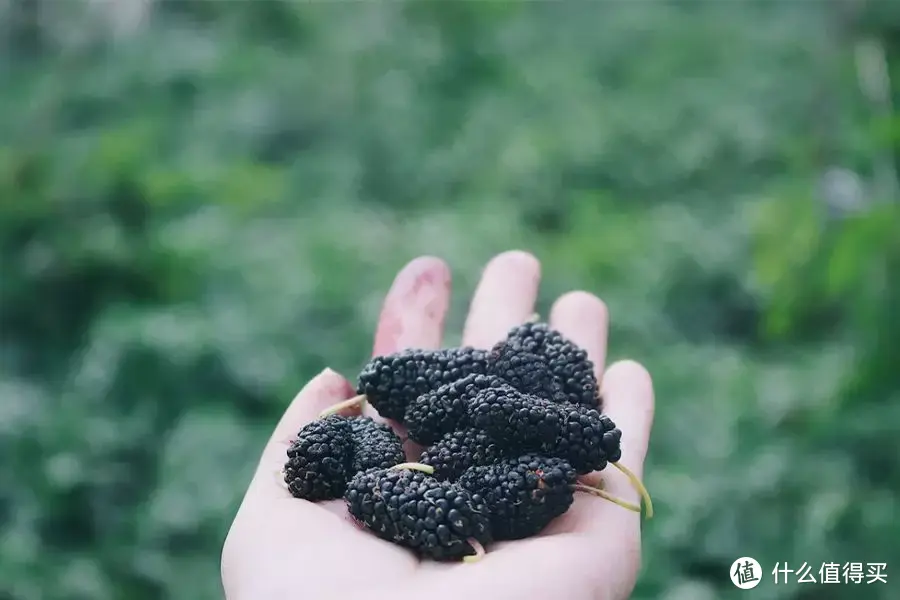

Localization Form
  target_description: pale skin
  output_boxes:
[221,251,656,600]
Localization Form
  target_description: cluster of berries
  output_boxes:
[282,320,652,562]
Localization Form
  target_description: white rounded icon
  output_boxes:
[730,557,762,589]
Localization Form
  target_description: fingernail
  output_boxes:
[313,367,355,397]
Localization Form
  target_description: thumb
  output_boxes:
[248,367,359,500]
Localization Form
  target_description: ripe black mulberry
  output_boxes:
[283,413,405,501]
[469,385,622,474]
[349,417,406,472]
[356,347,489,422]
[344,464,492,561]
[404,374,501,444]
[419,428,507,481]
[488,344,566,404]
[459,454,643,537]
[497,322,600,408]
[283,415,353,501]
[458,454,578,540]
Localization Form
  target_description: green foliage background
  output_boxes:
[1,1,898,599]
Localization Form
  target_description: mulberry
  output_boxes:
[282,393,404,502]
[459,454,641,539]
[458,454,577,539]
[487,344,566,404]
[404,374,501,444]
[344,463,492,561]
[468,387,653,516]
[349,417,406,472]
[356,347,489,422]
[283,415,353,501]
[469,385,622,474]
[419,428,508,481]
[497,321,600,408]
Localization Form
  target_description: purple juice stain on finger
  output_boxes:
[372,263,450,356]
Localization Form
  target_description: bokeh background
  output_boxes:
[2,1,899,599]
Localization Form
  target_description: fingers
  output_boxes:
[577,360,654,535]
[548,289,608,485]
[272,368,358,442]
[571,360,654,599]
[365,256,452,456]
[599,360,655,490]
[549,291,610,385]
[549,290,652,583]
[462,250,542,349]
[371,256,452,356]
[248,368,357,498]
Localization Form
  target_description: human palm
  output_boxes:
[222,251,655,600]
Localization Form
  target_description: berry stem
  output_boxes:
[390,462,435,475]
[574,484,641,513]
[526,313,541,323]
[577,475,606,490]
[462,538,486,563]
[611,462,654,519]
[318,394,367,418]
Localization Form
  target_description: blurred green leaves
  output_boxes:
[1,1,898,599]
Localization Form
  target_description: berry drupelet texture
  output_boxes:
[498,322,600,408]
[404,374,502,444]
[356,347,490,422]
[283,415,353,501]
[283,415,407,501]
[487,344,566,404]
[419,428,507,481]
[344,466,492,561]
[348,417,406,472]
[469,385,622,474]
[458,454,578,540]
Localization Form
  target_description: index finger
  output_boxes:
[371,256,451,356]
[364,256,453,456]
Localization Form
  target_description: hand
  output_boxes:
[221,251,655,600]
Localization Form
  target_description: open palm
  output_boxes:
[221,251,656,600]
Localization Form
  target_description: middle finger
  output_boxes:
[461,250,542,349]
